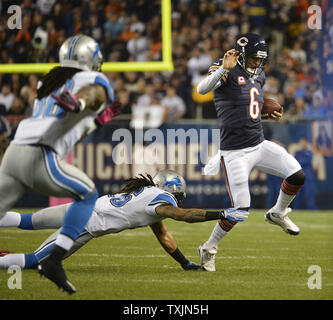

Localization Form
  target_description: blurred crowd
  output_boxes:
[0,0,332,125]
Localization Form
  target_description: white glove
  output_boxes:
[220,208,249,222]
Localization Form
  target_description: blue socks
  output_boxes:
[60,189,98,241]
[19,190,98,268]
[24,253,38,269]
[18,213,34,230]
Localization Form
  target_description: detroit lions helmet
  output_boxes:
[153,170,186,206]
[59,34,103,72]
[234,33,268,77]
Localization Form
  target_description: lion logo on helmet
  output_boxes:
[163,177,183,191]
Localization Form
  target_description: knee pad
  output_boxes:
[286,169,306,186]
[82,188,99,203]
[60,189,99,241]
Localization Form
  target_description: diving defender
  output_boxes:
[0,171,248,273]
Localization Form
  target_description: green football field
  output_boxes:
[0,210,332,300]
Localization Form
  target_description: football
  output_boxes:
[262,98,283,118]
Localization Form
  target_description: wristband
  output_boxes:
[205,210,223,221]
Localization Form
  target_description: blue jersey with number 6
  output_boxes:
[208,60,265,150]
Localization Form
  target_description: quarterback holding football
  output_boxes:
[197,33,306,272]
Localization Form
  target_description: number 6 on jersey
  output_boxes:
[249,87,260,120]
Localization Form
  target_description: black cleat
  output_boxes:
[38,257,76,294]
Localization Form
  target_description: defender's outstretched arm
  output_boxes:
[155,205,249,223]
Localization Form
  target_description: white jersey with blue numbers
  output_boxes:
[12,71,114,159]
[85,186,178,237]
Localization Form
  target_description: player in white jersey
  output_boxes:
[0,35,121,293]
[0,170,249,274]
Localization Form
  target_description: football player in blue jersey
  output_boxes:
[0,170,248,275]
[197,33,306,272]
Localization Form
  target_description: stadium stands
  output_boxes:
[0,0,330,120]
[0,1,332,210]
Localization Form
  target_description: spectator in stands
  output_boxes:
[293,138,316,210]
[30,26,48,63]
[104,11,124,42]
[0,84,14,115]
[64,7,82,36]
[304,83,318,105]
[289,41,307,70]
[51,2,65,29]
[303,92,327,120]
[129,14,145,34]
[123,72,140,94]
[127,29,149,62]
[267,0,289,63]
[10,74,22,96]
[161,86,186,122]
[0,0,326,122]
[117,89,131,114]
[19,85,35,111]
[187,45,212,86]
[83,0,105,23]
[263,76,280,97]
[286,97,306,120]
[151,74,166,100]
[297,64,315,85]
[84,14,104,42]
[45,19,57,49]
[293,80,306,101]
[104,0,124,18]
[119,22,135,43]
[316,125,332,152]
[326,89,333,120]
[27,74,38,97]
[245,0,267,32]
[277,47,295,70]
[9,97,26,115]
[36,0,56,15]
[14,15,32,46]
[136,84,156,108]
[282,87,295,114]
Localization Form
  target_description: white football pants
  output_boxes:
[220,140,302,208]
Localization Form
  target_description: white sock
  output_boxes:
[0,212,21,228]
[0,254,25,269]
[203,222,228,250]
[273,189,296,214]
[55,233,74,251]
